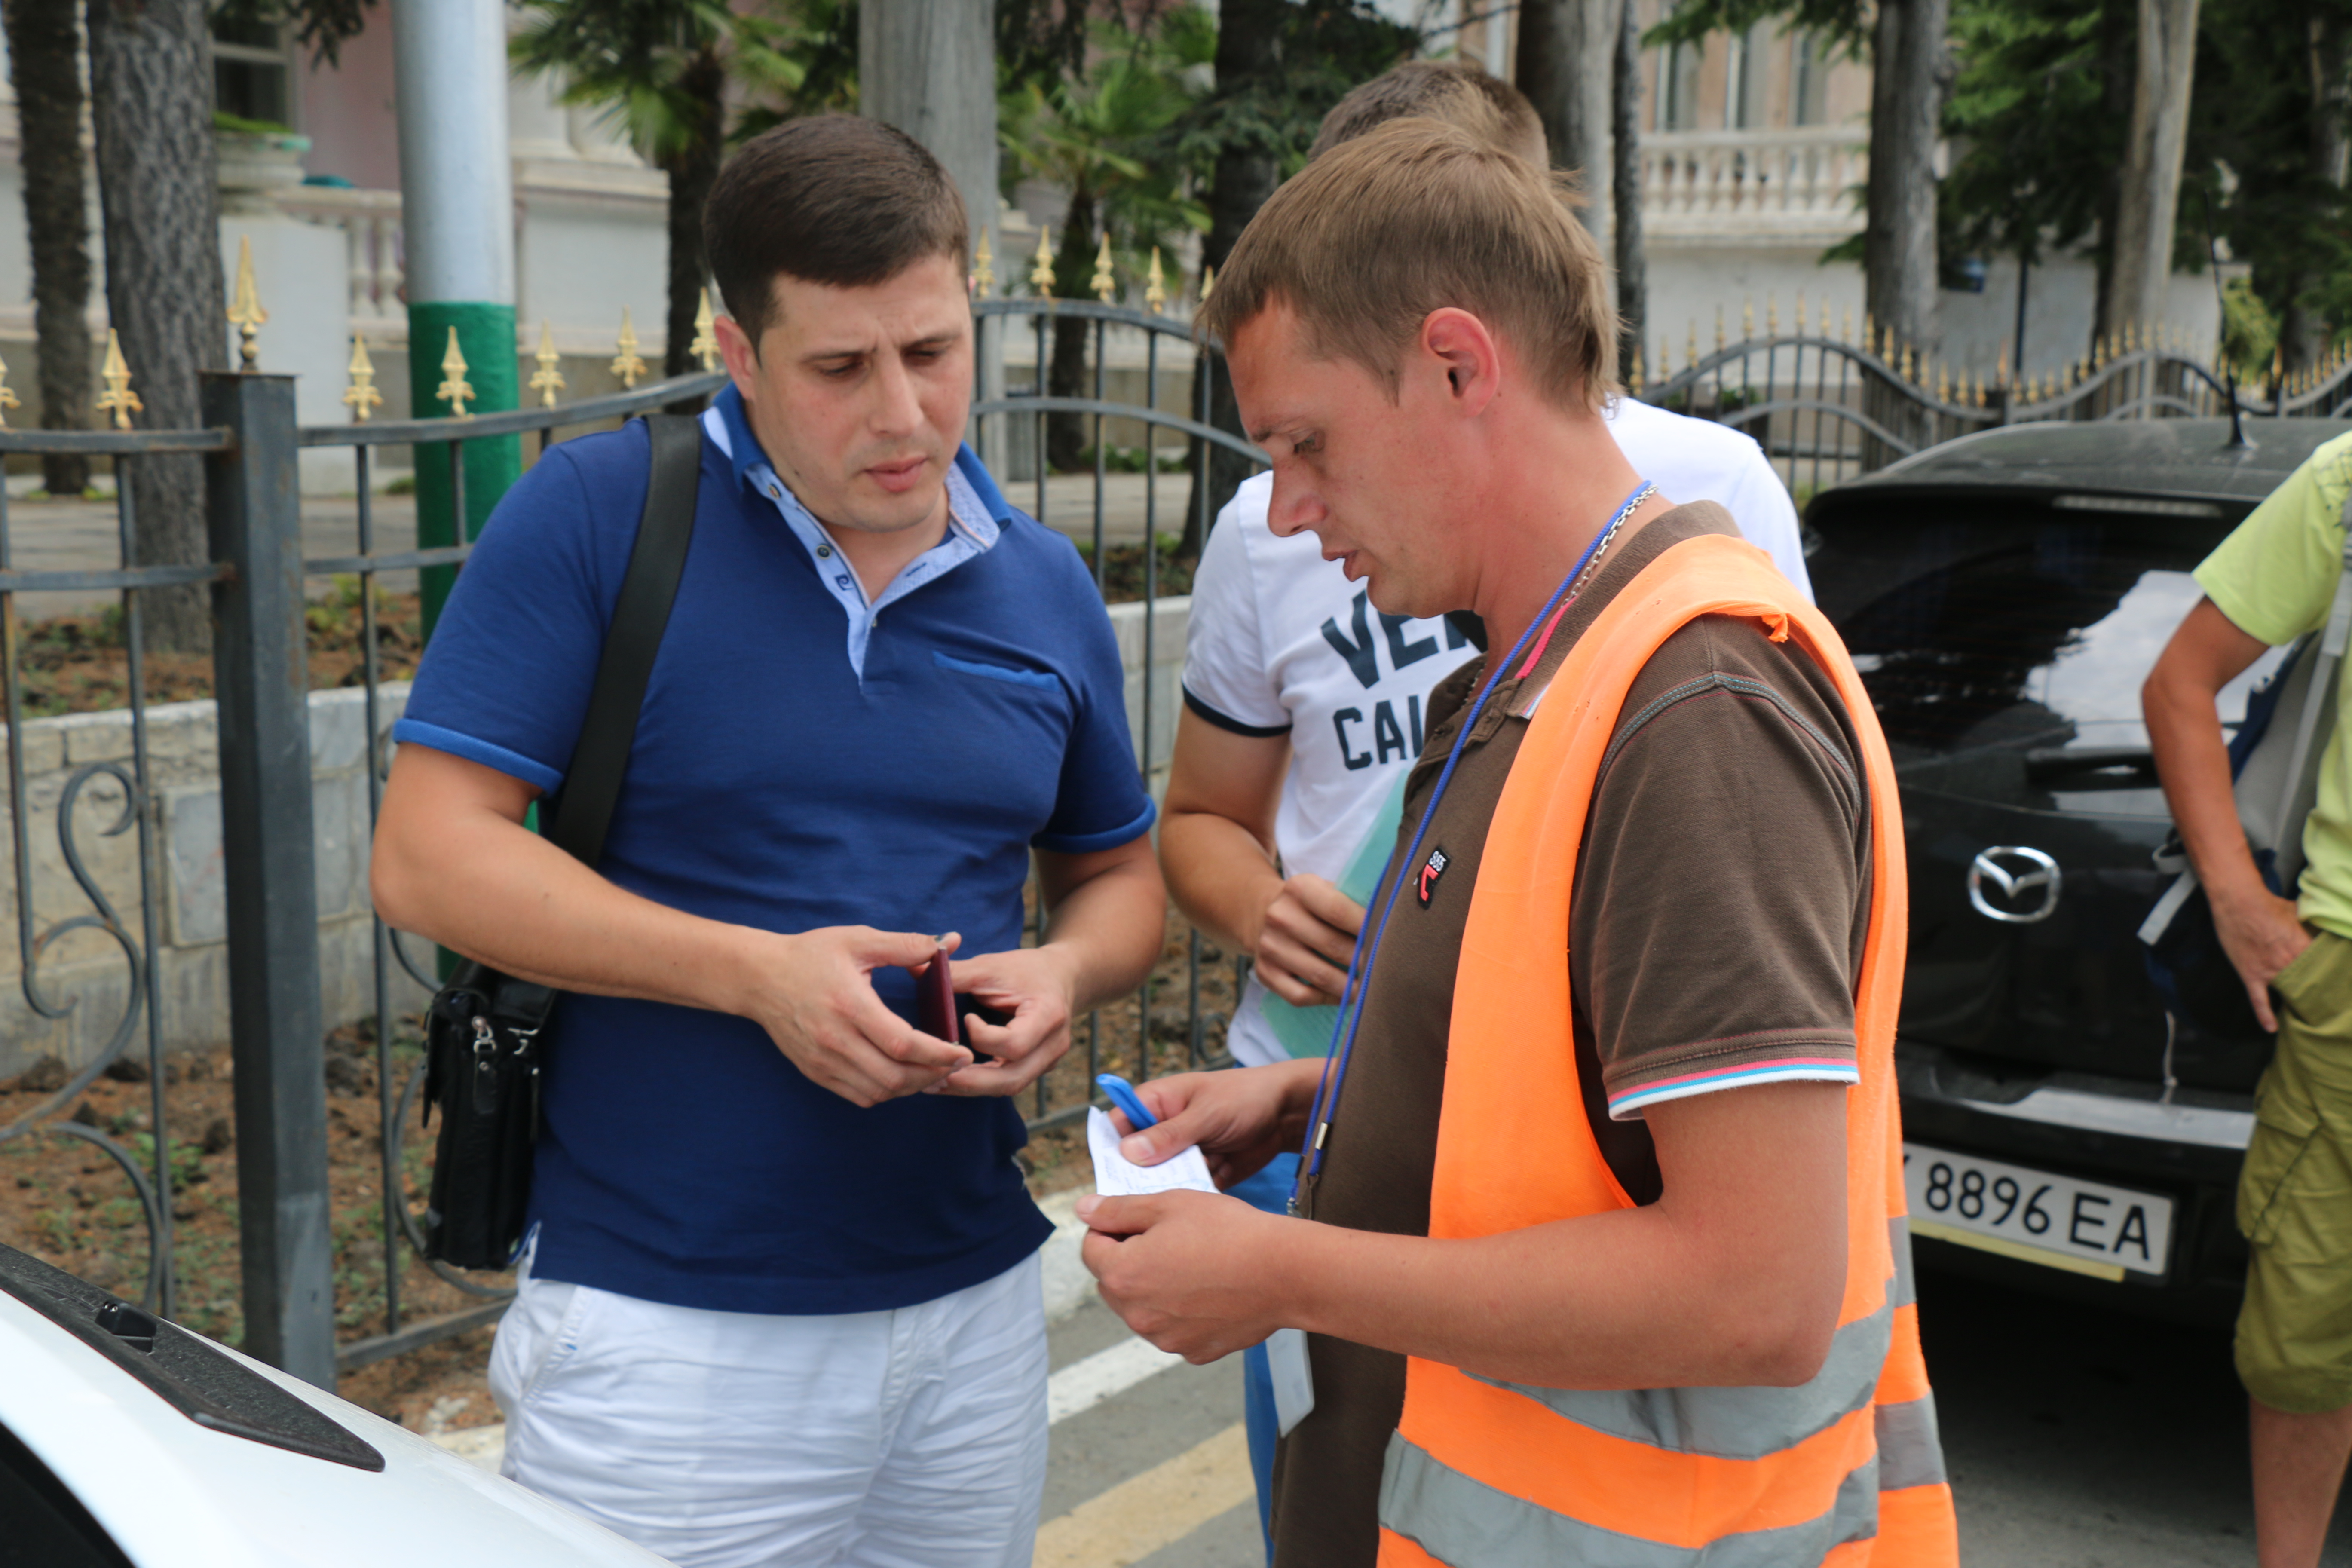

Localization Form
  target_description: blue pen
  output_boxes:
[1095,1073,1158,1130]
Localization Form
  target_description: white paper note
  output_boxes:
[1086,1107,1219,1197]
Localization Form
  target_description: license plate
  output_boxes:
[1902,1142,2173,1280]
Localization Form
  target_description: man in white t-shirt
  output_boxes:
[1155,60,1813,1555]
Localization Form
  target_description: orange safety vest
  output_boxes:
[1376,533,1958,1568]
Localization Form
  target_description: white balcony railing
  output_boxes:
[1641,127,1868,239]
[278,185,407,327]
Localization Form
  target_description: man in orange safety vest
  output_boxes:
[1078,119,1959,1568]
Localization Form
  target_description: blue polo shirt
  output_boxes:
[395,388,1154,1314]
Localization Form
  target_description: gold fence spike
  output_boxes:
[1744,296,1755,339]
[1938,364,1951,403]
[1767,294,1779,336]
[1145,248,1167,314]
[1200,263,1215,304]
[530,321,566,409]
[227,234,268,373]
[1031,230,1057,297]
[689,288,721,372]
[436,326,475,418]
[1864,312,1876,353]
[1996,345,2010,387]
[1628,342,1644,395]
[342,334,383,422]
[971,231,995,299]
[1659,334,1671,378]
[1796,291,1807,336]
[1903,345,1917,383]
[1715,304,1726,353]
[95,328,141,429]
[1688,319,1699,370]
[1843,305,1854,345]
[0,350,21,428]
[1091,233,1116,303]
[611,309,646,390]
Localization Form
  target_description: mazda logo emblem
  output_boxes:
[1968,846,2063,924]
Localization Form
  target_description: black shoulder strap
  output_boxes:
[545,412,703,868]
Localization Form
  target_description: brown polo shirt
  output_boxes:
[1267,502,1873,1567]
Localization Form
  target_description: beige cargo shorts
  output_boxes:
[2238,926,2352,1414]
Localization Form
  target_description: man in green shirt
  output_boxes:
[2146,431,2352,1568]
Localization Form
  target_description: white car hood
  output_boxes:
[0,1289,670,1568]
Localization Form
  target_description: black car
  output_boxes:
[1807,416,2352,1324]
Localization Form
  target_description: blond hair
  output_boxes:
[1309,60,1544,165]
[1200,117,1615,413]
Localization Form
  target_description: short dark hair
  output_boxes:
[1309,61,1544,164]
[704,116,969,347]
[1200,119,1615,414]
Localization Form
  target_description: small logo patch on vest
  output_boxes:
[1417,847,1450,907]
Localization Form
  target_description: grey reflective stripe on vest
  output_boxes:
[1874,1396,1947,1490]
[1380,1431,1880,1568]
[1461,1217,1923,1463]
[1891,1215,1917,1309]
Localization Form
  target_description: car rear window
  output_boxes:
[1812,503,2287,779]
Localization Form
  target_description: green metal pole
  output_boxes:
[392,0,522,636]
[407,302,520,633]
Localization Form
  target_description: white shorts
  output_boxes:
[488,1242,1049,1568]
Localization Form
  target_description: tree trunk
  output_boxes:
[1181,0,1284,559]
[1862,0,1945,463]
[5,0,92,496]
[661,49,725,384]
[1864,0,1945,357]
[1517,0,1621,246]
[2101,0,2200,347]
[86,0,221,654]
[2279,13,2348,375]
[1612,0,1646,383]
[1046,187,1095,472]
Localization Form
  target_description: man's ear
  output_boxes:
[714,313,762,398]
[1419,308,1501,416]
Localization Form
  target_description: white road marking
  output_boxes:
[1048,1334,1188,1426]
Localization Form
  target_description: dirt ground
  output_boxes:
[0,916,1237,1433]
[9,581,423,718]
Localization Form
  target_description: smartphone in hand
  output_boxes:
[916,945,960,1046]
[915,946,999,1063]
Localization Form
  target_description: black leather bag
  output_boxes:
[420,413,703,1269]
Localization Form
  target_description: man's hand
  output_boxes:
[2213,884,2314,1032]
[736,926,972,1107]
[2146,596,2310,1033]
[1254,873,1366,1007]
[1079,1190,1290,1363]
[1111,1060,1321,1189]
[933,943,1082,1097]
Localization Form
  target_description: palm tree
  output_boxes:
[512,0,829,378]
[1002,23,1210,472]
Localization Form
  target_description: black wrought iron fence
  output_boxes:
[0,293,1269,1391]
[1633,315,2321,499]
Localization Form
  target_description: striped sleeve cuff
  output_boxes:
[1182,686,1292,738]
[1605,1038,1860,1121]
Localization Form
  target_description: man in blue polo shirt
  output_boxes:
[371,116,1165,1568]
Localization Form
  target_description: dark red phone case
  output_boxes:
[916,946,959,1045]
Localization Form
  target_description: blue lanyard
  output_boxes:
[1289,479,1656,1209]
